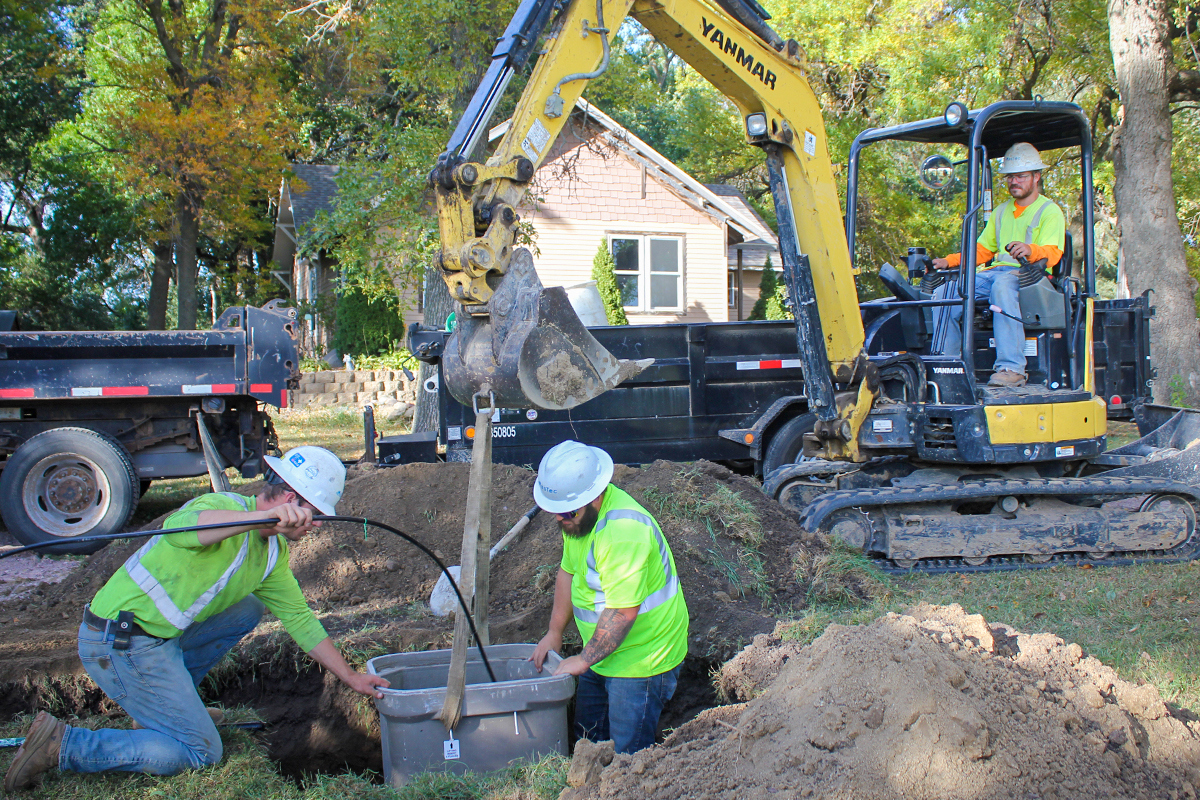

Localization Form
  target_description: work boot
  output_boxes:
[987,369,1027,388]
[4,711,66,792]
[131,706,225,730]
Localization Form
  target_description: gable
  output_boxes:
[522,124,717,228]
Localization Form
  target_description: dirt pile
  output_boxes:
[574,603,1200,800]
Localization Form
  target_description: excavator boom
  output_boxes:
[431,0,868,433]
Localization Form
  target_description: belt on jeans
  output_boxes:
[83,605,150,638]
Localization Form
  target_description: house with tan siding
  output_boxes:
[501,99,778,324]
[273,100,779,356]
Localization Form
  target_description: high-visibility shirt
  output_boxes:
[89,493,328,652]
[560,486,689,678]
[944,194,1065,270]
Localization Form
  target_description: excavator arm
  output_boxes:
[431,0,875,456]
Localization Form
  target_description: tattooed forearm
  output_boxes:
[580,608,636,665]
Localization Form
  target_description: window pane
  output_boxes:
[650,274,678,309]
[649,239,679,272]
[617,273,640,307]
[612,238,639,273]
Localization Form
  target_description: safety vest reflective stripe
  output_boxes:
[993,199,1052,266]
[573,508,679,624]
[262,537,279,581]
[122,492,257,631]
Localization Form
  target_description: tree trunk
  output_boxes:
[147,239,173,330]
[1108,0,1200,405]
[175,193,201,330]
[414,265,457,433]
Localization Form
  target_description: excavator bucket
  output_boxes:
[442,248,651,410]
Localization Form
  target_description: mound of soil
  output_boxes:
[0,459,843,774]
[570,603,1200,800]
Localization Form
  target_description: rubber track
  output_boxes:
[794,477,1200,574]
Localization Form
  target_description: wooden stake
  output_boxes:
[438,397,493,730]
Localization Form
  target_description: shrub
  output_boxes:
[330,288,407,357]
[592,241,629,325]
[747,257,792,322]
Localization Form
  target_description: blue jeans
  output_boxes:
[59,595,265,775]
[574,664,681,754]
[934,266,1026,375]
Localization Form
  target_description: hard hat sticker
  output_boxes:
[290,453,306,467]
[305,466,319,480]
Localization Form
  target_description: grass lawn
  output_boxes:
[0,713,569,800]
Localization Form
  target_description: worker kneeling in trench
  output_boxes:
[4,446,390,792]
[530,440,690,755]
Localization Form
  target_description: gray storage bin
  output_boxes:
[367,643,574,787]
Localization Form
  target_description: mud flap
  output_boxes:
[442,248,652,410]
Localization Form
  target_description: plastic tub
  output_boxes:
[563,281,610,326]
[367,644,575,786]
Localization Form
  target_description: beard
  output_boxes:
[561,504,601,538]
[1008,181,1036,202]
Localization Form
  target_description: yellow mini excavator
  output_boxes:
[427,0,1200,571]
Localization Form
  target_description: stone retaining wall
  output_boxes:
[292,369,419,410]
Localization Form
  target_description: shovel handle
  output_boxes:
[488,506,540,559]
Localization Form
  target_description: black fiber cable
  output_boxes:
[0,515,497,682]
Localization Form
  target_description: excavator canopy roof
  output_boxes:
[853,101,1088,157]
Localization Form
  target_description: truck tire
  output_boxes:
[762,412,817,477]
[0,428,139,555]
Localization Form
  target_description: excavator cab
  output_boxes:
[847,100,1094,392]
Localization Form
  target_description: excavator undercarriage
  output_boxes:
[765,405,1200,572]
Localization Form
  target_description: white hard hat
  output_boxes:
[998,142,1047,174]
[264,446,345,516]
[534,440,614,514]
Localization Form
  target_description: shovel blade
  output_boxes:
[443,248,651,410]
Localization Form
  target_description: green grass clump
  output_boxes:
[0,712,568,800]
[643,467,763,546]
[642,466,769,600]
[795,536,890,609]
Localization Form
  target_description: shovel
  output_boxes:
[429,505,540,617]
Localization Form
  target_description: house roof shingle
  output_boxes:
[704,184,774,240]
[286,164,340,237]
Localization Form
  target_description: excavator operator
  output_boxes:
[930,142,1066,388]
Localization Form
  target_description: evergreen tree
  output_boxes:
[592,240,628,325]
[748,259,779,321]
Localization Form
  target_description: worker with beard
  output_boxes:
[529,440,689,754]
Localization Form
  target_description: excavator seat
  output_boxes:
[963,230,1074,332]
[1015,230,1072,331]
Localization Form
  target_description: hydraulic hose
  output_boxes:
[0,515,498,682]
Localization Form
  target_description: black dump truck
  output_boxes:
[379,293,1154,475]
[0,300,300,553]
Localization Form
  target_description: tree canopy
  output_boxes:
[4,0,1200,404]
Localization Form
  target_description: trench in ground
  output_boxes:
[0,651,722,781]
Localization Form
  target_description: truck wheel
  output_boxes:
[0,428,139,555]
[762,412,817,477]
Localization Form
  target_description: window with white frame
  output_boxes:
[609,234,683,312]
[728,272,738,308]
